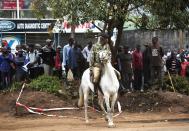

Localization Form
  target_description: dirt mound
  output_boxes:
[0,88,189,117]
[119,91,189,113]
[0,88,75,116]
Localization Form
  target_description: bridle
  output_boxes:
[99,50,110,64]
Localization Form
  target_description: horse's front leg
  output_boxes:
[84,89,89,123]
[111,93,118,113]
[98,91,107,114]
[104,94,115,128]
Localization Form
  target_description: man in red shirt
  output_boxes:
[132,44,143,92]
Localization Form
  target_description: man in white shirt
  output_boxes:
[62,37,74,78]
[82,41,92,67]
[25,44,39,79]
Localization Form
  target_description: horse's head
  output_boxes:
[99,50,110,64]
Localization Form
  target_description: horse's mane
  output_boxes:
[101,62,117,81]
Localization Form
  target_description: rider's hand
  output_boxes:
[132,75,134,80]
[27,63,33,68]
[90,68,93,76]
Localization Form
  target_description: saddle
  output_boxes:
[90,70,103,95]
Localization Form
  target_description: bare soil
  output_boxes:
[0,87,189,131]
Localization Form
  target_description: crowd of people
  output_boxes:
[116,37,189,93]
[0,36,189,93]
[0,38,92,90]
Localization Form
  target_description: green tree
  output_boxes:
[32,0,91,38]
[31,0,50,18]
[31,0,148,49]
[146,0,189,29]
[31,0,189,57]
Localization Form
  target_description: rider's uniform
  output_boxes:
[89,42,111,84]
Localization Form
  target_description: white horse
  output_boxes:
[78,50,119,127]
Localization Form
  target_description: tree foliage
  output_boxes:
[31,0,50,18]
[31,0,189,53]
[146,0,189,29]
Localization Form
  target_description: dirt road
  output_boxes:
[1,89,189,131]
[1,113,189,131]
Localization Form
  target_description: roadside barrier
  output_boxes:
[16,83,80,118]
[15,83,122,118]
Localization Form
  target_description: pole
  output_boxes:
[53,33,56,49]
[58,32,60,47]
[179,30,184,49]
[167,71,176,92]
[0,30,2,47]
[25,32,26,45]
[16,0,20,19]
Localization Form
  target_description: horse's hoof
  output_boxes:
[105,116,108,122]
[108,124,116,128]
[85,120,89,124]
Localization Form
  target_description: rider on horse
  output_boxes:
[89,33,111,87]
[89,33,120,94]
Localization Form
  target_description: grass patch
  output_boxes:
[163,75,189,95]
[8,82,23,92]
[29,75,62,94]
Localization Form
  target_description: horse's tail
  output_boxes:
[78,85,84,107]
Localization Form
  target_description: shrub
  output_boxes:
[9,82,23,92]
[29,75,61,94]
[163,75,189,95]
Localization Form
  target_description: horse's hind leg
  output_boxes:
[78,86,84,107]
[84,89,89,123]
[104,94,115,128]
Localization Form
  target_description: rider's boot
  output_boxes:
[93,83,99,99]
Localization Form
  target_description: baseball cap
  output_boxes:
[46,39,52,43]
[100,33,109,38]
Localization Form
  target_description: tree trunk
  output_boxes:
[110,19,124,64]
[114,20,124,53]
[71,24,75,38]
[106,19,124,64]
[107,19,115,62]
[179,29,184,49]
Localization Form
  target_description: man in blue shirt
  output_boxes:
[0,47,15,89]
